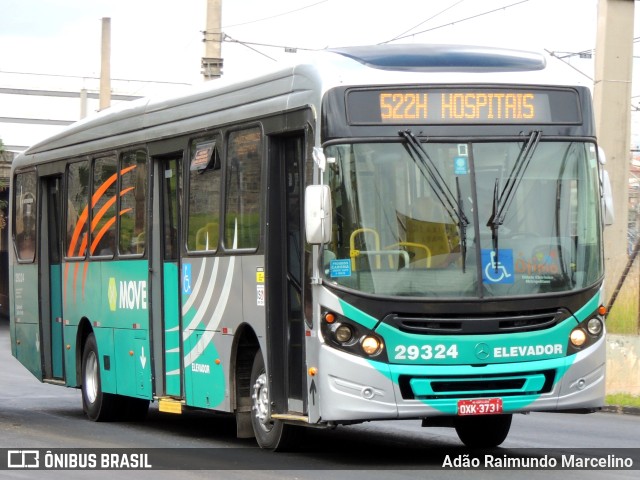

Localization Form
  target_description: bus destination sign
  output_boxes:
[346,87,581,125]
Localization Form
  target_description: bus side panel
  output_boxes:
[14,322,42,381]
[182,256,240,411]
[93,327,116,394]
[50,264,64,378]
[184,329,226,408]
[62,260,150,394]
[64,324,78,387]
[11,263,42,380]
[114,328,152,399]
[163,262,181,396]
[100,260,150,398]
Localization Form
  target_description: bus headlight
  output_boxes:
[321,310,388,361]
[587,318,603,336]
[334,324,354,344]
[361,336,383,356]
[570,329,587,347]
[567,310,606,355]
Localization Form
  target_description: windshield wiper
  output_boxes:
[486,130,542,268]
[456,177,468,273]
[400,130,469,271]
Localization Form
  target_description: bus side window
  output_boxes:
[224,127,262,250]
[119,150,147,255]
[91,156,117,258]
[66,161,90,259]
[13,172,37,262]
[187,138,221,252]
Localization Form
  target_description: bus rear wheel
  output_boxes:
[454,414,512,448]
[81,333,117,421]
[249,351,299,450]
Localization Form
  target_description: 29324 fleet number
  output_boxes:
[394,344,459,361]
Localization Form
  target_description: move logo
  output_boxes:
[108,278,117,311]
[108,277,148,311]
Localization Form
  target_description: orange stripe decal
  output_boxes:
[63,164,138,306]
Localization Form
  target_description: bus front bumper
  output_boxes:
[316,337,605,422]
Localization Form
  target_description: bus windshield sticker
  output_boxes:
[515,249,560,285]
[257,285,265,306]
[454,156,468,175]
[481,249,514,284]
[190,141,216,171]
[330,259,352,278]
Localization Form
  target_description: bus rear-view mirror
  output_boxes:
[305,185,332,244]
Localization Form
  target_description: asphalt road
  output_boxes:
[0,319,637,480]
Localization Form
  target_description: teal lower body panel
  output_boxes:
[64,324,79,387]
[113,328,152,399]
[163,263,181,397]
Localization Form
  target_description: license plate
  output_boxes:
[457,398,503,416]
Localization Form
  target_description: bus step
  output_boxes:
[271,413,309,423]
[158,397,184,414]
[43,378,66,386]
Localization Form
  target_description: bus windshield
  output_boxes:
[323,139,603,298]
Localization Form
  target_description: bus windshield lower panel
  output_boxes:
[323,140,603,298]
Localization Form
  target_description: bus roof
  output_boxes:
[14,44,572,168]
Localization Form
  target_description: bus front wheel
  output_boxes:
[454,414,512,448]
[249,351,299,450]
[81,333,117,421]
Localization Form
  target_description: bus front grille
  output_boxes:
[398,369,556,400]
[385,309,569,335]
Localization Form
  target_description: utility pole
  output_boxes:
[202,0,223,80]
[593,0,635,302]
[99,17,111,110]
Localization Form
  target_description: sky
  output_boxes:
[0,0,637,149]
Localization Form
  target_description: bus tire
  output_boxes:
[249,350,299,451]
[81,333,117,422]
[454,414,512,448]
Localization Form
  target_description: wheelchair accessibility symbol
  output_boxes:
[481,249,514,284]
[182,263,192,294]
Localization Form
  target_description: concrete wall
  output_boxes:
[607,335,640,395]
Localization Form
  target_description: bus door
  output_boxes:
[266,133,306,414]
[40,175,65,381]
[150,153,183,398]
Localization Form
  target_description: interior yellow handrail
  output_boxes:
[384,241,432,268]
[349,228,381,271]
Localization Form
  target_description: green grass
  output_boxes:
[606,265,640,335]
[606,393,640,408]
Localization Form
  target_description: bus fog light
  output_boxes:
[587,318,603,336]
[334,324,353,344]
[570,329,587,347]
[361,336,382,355]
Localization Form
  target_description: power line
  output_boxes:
[382,0,531,43]
[222,34,317,57]
[382,0,467,44]
[221,0,328,29]
[222,34,278,62]
[0,69,191,86]
[544,49,593,82]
